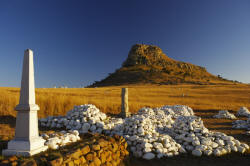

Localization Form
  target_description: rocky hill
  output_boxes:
[90,44,234,87]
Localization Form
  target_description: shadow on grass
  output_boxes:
[194,109,218,119]
[0,115,16,128]
[0,140,8,155]
[194,109,219,114]
[213,121,233,126]
[195,109,236,115]
[208,126,234,131]
[127,153,250,166]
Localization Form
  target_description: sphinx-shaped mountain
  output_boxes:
[90,44,233,87]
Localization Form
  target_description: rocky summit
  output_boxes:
[90,44,234,87]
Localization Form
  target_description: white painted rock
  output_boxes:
[237,107,250,117]
[213,110,236,119]
[42,131,81,150]
[192,149,202,156]
[213,149,222,156]
[204,150,212,156]
[232,119,250,130]
[237,146,246,153]
[155,105,194,118]
[143,152,155,160]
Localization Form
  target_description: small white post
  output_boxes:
[2,49,47,156]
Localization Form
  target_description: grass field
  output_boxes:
[1,84,250,118]
[0,84,250,164]
[0,84,250,138]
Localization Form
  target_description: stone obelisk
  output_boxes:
[2,49,47,156]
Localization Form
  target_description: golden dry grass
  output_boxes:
[0,84,250,139]
[0,84,250,158]
[0,84,250,118]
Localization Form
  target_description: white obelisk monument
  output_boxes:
[2,49,47,156]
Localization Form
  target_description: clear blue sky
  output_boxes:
[0,0,249,87]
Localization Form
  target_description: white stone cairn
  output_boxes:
[120,88,130,118]
[41,130,80,150]
[213,110,236,119]
[233,107,250,134]
[39,104,249,159]
[171,116,249,156]
[232,118,250,130]
[2,49,47,156]
[156,105,194,118]
[236,107,250,117]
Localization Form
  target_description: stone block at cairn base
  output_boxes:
[2,137,47,156]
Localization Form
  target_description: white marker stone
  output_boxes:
[2,49,47,156]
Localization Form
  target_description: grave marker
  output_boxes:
[2,49,47,156]
[120,88,130,118]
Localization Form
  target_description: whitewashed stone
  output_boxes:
[71,130,79,136]
[213,149,222,156]
[241,143,249,150]
[232,119,250,130]
[211,142,219,148]
[186,145,194,151]
[237,107,250,117]
[179,147,187,153]
[144,147,152,153]
[231,146,238,152]
[157,153,164,159]
[157,105,194,118]
[192,149,202,156]
[133,151,143,158]
[43,131,80,150]
[237,146,246,153]
[143,152,155,160]
[90,125,96,131]
[204,150,213,156]
[213,110,236,119]
[192,140,200,146]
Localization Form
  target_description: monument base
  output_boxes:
[2,137,48,157]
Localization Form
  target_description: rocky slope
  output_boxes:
[90,44,234,87]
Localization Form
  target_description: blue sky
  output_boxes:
[0,0,249,87]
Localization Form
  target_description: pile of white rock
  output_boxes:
[40,104,107,134]
[237,107,250,117]
[232,107,250,135]
[232,118,250,130]
[171,116,249,156]
[155,105,194,118]
[41,130,80,150]
[213,110,236,119]
[121,108,182,159]
[39,104,250,159]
